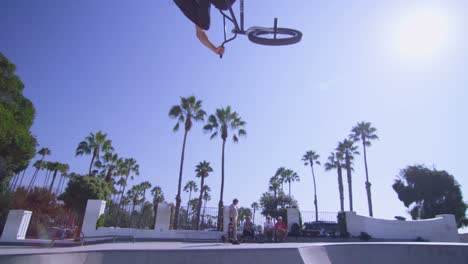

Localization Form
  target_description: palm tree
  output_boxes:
[48,162,63,193]
[96,151,120,185]
[324,152,345,212]
[76,131,114,176]
[10,160,31,190]
[58,169,71,194]
[302,150,321,222]
[169,96,206,229]
[283,169,300,197]
[204,106,247,230]
[27,148,51,191]
[151,186,165,228]
[337,139,359,211]
[201,186,211,227]
[116,158,139,224]
[194,161,213,229]
[251,202,259,224]
[184,180,199,217]
[55,163,69,194]
[27,160,43,191]
[115,177,127,203]
[136,181,152,227]
[274,167,287,192]
[269,175,281,199]
[350,121,378,217]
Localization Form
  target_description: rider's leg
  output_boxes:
[211,0,236,11]
[174,0,211,30]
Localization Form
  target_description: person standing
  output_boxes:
[228,198,240,244]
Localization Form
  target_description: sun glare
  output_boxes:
[393,7,451,60]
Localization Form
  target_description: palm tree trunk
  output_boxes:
[288,181,291,196]
[152,203,159,229]
[196,177,205,230]
[174,129,189,230]
[202,200,207,227]
[345,155,353,211]
[56,174,63,194]
[18,168,28,189]
[217,139,226,231]
[9,173,18,190]
[28,168,40,191]
[48,170,59,193]
[337,163,344,212]
[186,190,192,228]
[311,164,319,222]
[362,141,373,217]
[43,170,48,187]
[105,167,113,183]
[59,177,67,194]
[116,175,130,225]
[89,150,97,176]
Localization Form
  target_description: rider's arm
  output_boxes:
[196,25,224,56]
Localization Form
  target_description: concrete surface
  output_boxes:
[0,241,467,264]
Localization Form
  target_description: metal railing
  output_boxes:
[177,206,218,230]
[103,202,155,229]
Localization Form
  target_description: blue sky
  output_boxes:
[2,0,467,225]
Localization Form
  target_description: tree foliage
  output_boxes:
[59,176,111,217]
[259,191,298,217]
[393,165,467,227]
[0,53,37,190]
[11,187,66,237]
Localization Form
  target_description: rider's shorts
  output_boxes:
[174,0,236,30]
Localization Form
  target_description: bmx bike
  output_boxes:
[219,0,303,50]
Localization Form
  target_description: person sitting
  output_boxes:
[274,216,288,242]
[242,215,255,239]
[263,216,274,242]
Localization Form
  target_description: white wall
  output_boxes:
[0,210,32,241]
[81,200,107,237]
[82,200,222,240]
[287,208,300,231]
[345,212,459,242]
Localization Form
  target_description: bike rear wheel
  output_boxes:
[248,27,302,46]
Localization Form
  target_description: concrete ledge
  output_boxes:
[1,242,468,264]
[345,212,459,242]
[460,233,468,243]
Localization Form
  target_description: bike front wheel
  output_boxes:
[247,28,302,46]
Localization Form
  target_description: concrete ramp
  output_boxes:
[1,242,467,264]
[299,243,468,264]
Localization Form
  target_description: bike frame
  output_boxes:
[219,0,278,47]
[219,0,245,46]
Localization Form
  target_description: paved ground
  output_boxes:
[1,241,467,264]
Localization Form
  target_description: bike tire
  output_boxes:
[248,28,302,46]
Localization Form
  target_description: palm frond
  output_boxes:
[169,105,182,118]
[238,129,247,136]
[210,132,218,140]
[173,122,180,132]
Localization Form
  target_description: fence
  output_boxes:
[300,211,338,223]
[177,206,218,230]
[249,210,338,227]
[103,202,155,229]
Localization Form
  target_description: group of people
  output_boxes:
[227,199,288,245]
